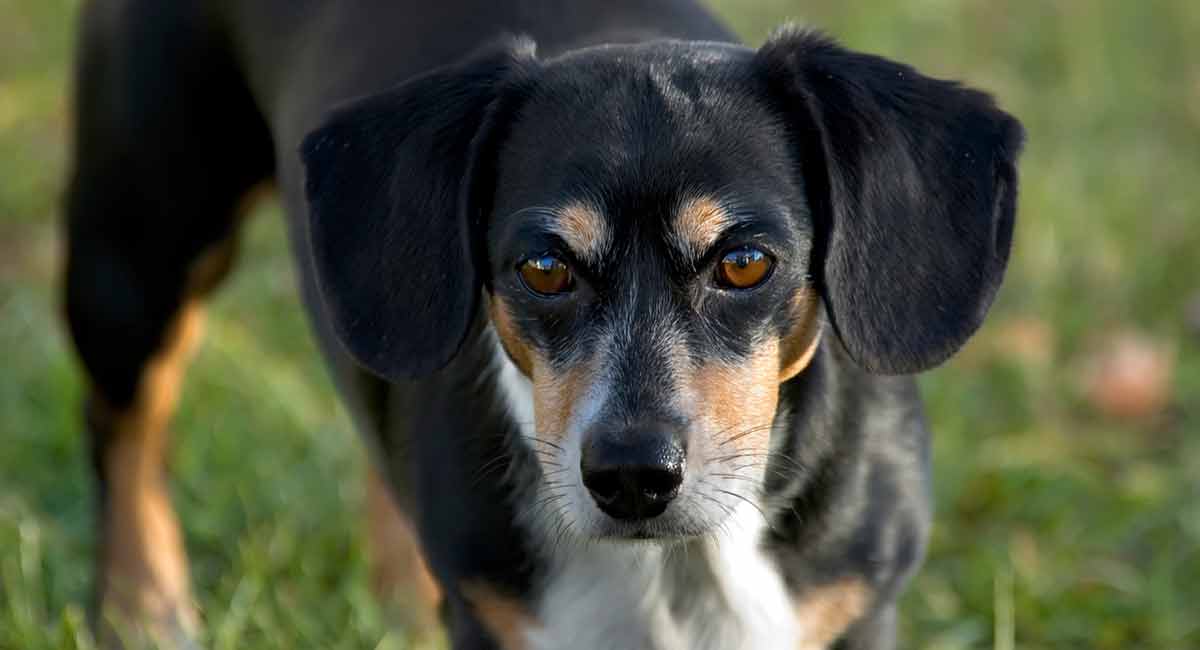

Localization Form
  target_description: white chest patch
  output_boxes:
[527,506,797,650]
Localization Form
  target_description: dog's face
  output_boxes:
[484,47,823,537]
[302,32,1022,541]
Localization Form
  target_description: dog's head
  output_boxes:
[302,30,1023,541]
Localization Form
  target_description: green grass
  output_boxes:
[2,0,1198,647]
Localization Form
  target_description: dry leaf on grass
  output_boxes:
[1080,331,1174,421]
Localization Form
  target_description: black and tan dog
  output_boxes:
[63,0,1022,648]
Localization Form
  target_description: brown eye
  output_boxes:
[518,254,574,296]
[716,247,774,289]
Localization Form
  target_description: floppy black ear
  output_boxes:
[756,29,1024,374]
[301,38,537,380]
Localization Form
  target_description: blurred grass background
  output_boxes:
[2,0,1198,648]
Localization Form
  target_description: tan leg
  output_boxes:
[90,301,206,647]
[76,237,239,648]
[366,466,444,639]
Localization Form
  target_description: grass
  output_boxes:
[2,0,1198,647]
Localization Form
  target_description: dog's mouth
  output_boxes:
[589,510,712,542]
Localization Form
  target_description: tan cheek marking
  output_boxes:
[489,296,593,445]
[793,577,872,649]
[531,359,591,446]
[554,201,610,263]
[691,341,781,454]
[461,582,536,650]
[490,297,534,377]
[365,467,443,637]
[96,299,205,633]
[673,195,732,259]
[779,288,824,382]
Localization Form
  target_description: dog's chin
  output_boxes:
[589,521,700,544]
[577,505,731,545]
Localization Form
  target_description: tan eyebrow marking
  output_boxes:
[672,195,734,259]
[548,201,611,264]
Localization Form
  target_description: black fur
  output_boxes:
[757,29,1025,374]
[301,38,538,380]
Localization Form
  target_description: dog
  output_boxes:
[63,0,1023,648]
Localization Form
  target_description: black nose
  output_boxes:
[580,424,686,520]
